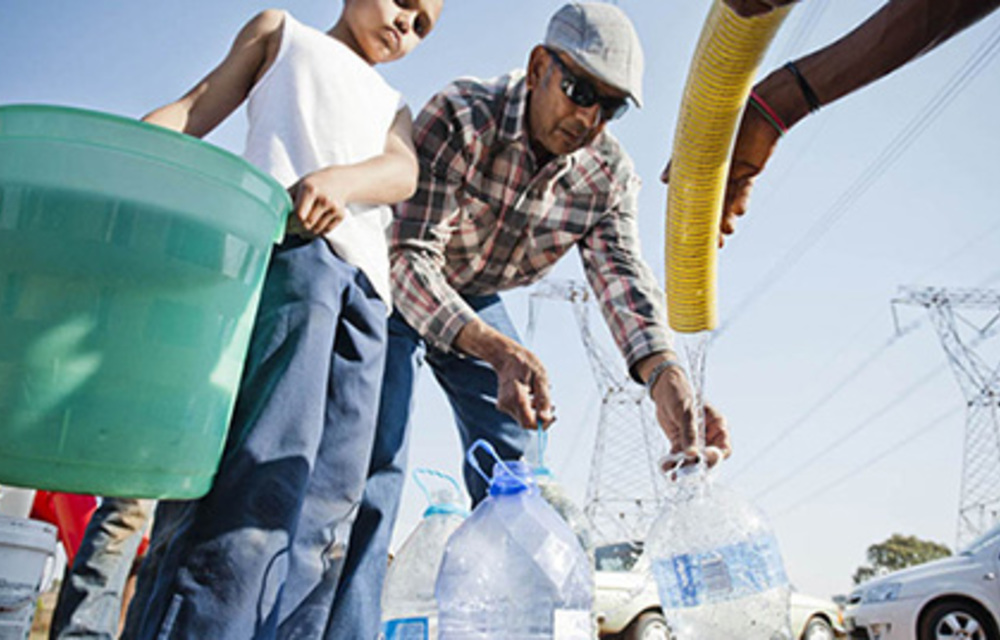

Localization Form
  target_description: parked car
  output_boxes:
[844,523,1000,640]
[593,541,846,640]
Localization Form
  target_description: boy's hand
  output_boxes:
[288,170,350,236]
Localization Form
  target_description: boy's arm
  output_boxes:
[286,107,418,236]
[142,10,284,136]
[291,107,419,208]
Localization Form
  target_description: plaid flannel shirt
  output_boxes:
[391,72,671,374]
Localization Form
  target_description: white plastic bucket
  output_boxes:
[0,488,36,520]
[0,515,57,639]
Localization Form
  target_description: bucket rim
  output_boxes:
[0,103,292,220]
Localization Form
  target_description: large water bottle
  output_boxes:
[436,439,594,639]
[524,429,593,555]
[646,462,792,640]
[382,469,469,640]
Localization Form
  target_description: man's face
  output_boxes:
[342,0,443,64]
[526,46,630,157]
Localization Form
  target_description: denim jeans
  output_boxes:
[325,294,530,639]
[49,497,154,639]
[121,237,387,639]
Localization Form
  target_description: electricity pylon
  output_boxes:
[528,279,670,545]
[892,286,1000,547]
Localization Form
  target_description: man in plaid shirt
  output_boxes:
[328,4,731,635]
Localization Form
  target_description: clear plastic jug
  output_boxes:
[524,428,592,555]
[382,468,469,640]
[435,439,594,639]
[646,462,792,640]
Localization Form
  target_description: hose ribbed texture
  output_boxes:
[667,1,792,332]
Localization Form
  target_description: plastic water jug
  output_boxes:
[0,105,290,498]
[382,469,469,640]
[435,439,594,640]
[524,429,592,555]
[646,462,792,640]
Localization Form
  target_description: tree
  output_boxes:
[852,533,952,585]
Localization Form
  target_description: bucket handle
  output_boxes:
[412,467,462,506]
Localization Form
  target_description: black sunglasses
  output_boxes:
[545,48,630,122]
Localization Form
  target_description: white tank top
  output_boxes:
[243,12,403,306]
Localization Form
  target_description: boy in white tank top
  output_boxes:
[102,2,444,638]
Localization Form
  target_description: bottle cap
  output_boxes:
[489,460,535,496]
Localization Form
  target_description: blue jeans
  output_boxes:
[325,294,530,639]
[121,237,387,639]
[49,497,154,639]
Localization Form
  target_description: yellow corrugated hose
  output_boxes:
[666,1,792,333]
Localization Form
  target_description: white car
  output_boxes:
[593,542,846,640]
[844,524,1000,640]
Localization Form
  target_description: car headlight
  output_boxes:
[862,582,902,604]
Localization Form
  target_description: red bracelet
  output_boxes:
[748,90,788,135]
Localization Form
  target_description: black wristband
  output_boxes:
[784,61,821,113]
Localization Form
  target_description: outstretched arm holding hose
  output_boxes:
[663,0,1000,245]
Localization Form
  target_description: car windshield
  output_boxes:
[961,522,1000,555]
[595,541,644,572]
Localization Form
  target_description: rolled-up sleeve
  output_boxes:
[578,172,674,379]
[390,92,477,352]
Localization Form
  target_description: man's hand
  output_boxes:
[453,319,555,430]
[646,360,731,467]
[287,168,350,236]
[493,343,555,430]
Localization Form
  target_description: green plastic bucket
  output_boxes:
[0,104,290,499]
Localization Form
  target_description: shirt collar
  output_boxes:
[500,72,585,174]
[498,72,529,146]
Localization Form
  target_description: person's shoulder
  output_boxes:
[432,72,520,124]
[438,74,512,111]
[244,8,287,37]
[442,73,511,101]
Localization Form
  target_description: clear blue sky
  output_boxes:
[3,0,999,599]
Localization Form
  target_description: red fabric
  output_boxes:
[30,491,98,566]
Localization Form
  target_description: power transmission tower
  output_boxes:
[892,286,1000,547]
[528,279,670,545]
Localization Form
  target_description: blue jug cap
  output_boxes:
[489,460,535,496]
[413,468,469,518]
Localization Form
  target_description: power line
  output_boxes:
[752,362,949,501]
[770,404,960,521]
[728,219,1000,480]
[750,281,1000,509]
[726,318,921,480]
[773,0,831,64]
